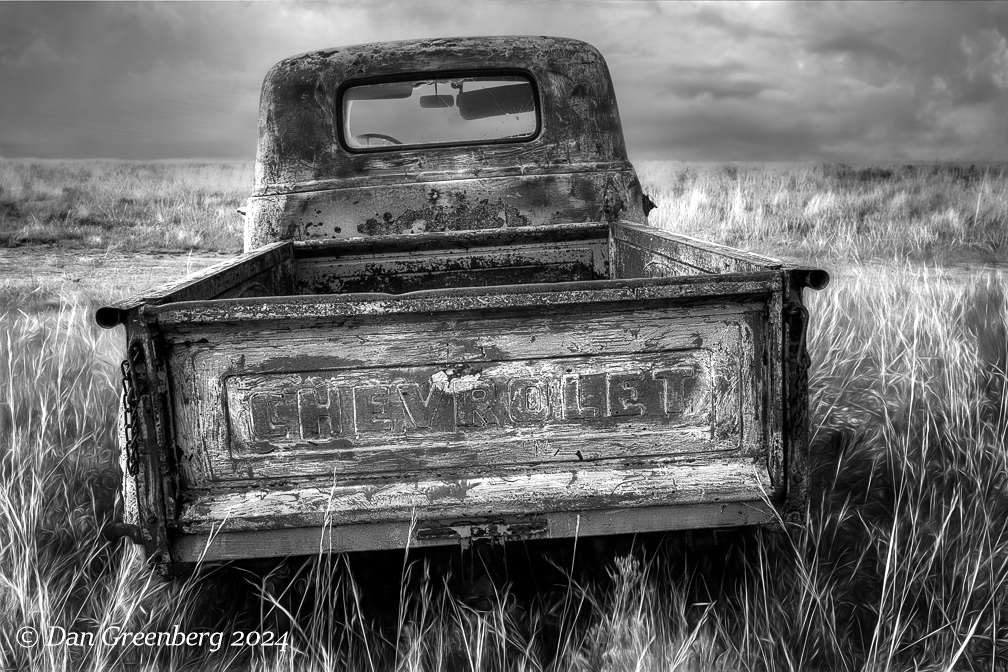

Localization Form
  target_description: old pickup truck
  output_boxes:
[98,36,828,578]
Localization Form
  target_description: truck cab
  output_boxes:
[245,36,649,254]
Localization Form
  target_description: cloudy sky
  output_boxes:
[1,1,1006,162]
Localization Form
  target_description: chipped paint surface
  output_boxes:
[429,368,483,394]
[219,349,724,481]
[247,168,647,249]
[178,460,774,534]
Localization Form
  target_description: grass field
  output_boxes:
[1,161,1006,671]
[0,159,250,252]
[2,157,1006,265]
[638,161,1008,267]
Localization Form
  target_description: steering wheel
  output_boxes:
[354,133,402,147]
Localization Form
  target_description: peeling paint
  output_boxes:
[430,368,483,394]
[424,480,476,503]
[360,192,512,235]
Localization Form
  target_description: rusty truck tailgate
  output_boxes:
[147,273,784,561]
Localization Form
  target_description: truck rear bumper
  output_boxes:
[173,501,776,562]
[171,459,776,562]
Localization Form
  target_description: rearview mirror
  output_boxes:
[419,94,454,108]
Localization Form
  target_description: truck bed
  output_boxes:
[100,222,818,572]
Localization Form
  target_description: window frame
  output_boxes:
[336,69,543,154]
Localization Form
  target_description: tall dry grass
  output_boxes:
[638,161,1008,266]
[0,286,255,670]
[2,264,1007,670]
[715,266,1008,670]
[0,159,250,252]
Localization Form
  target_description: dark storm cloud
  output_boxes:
[626,1,1008,161]
[0,3,265,158]
[0,1,1006,161]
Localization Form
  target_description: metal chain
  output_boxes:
[120,359,141,477]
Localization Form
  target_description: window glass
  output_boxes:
[342,75,537,149]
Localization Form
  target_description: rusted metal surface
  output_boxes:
[148,272,779,325]
[292,223,609,294]
[95,242,294,328]
[780,269,824,519]
[246,173,647,249]
[97,36,831,572]
[246,37,648,249]
[121,315,176,578]
[256,37,628,191]
[612,222,783,277]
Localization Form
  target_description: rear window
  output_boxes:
[341,74,538,151]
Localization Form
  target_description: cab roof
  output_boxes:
[255,36,630,196]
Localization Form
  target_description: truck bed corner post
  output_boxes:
[781,269,820,521]
[123,310,177,579]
